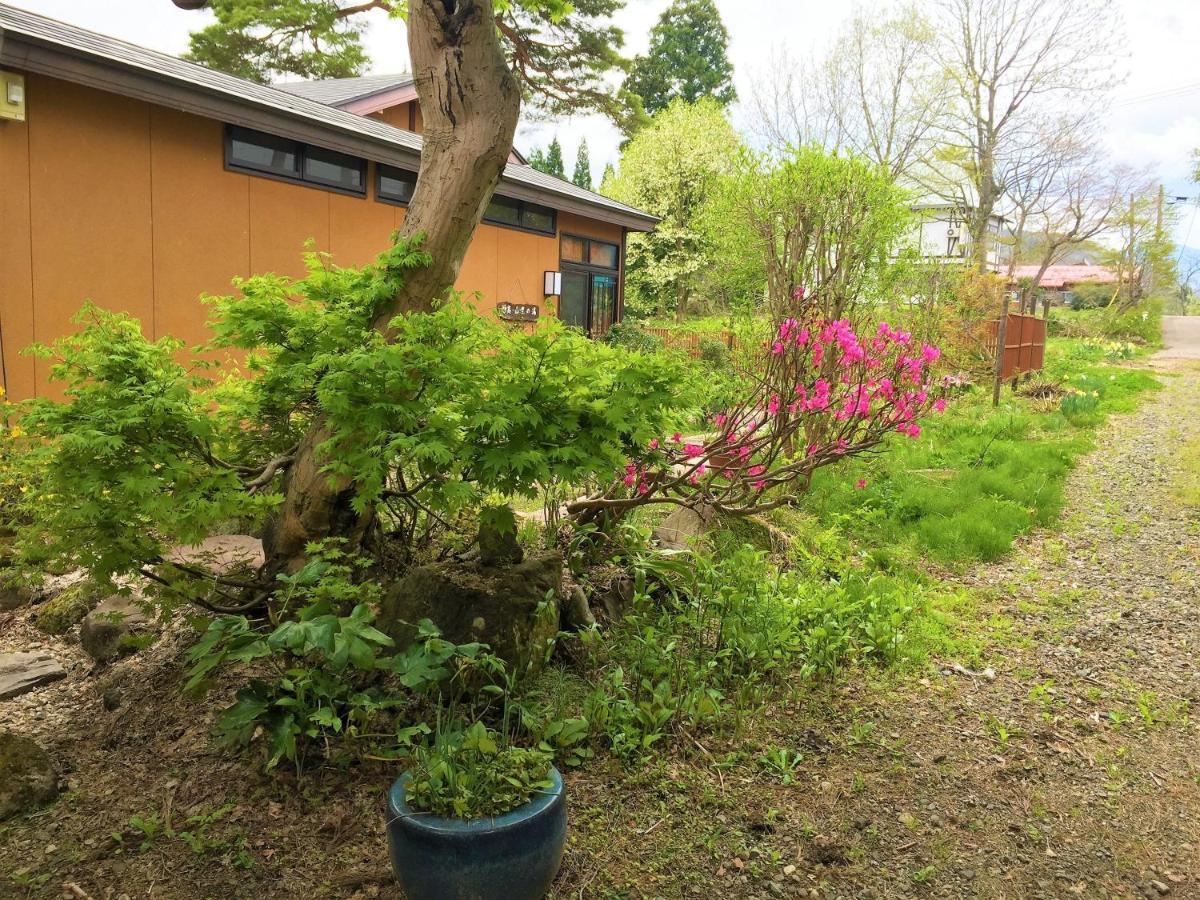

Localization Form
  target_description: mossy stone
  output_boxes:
[380,552,562,678]
[34,582,106,636]
[0,731,59,820]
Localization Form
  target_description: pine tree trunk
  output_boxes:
[262,0,521,575]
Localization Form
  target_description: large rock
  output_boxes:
[380,552,563,677]
[0,731,59,819]
[34,582,106,635]
[654,504,718,550]
[0,652,66,700]
[0,580,35,612]
[166,534,264,576]
[80,596,154,663]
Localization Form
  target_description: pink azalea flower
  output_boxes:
[672,432,682,443]
[648,438,659,450]
[933,397,947,414]
[856,478,867,490]
[752,479,767,491]
[684,443,705,457]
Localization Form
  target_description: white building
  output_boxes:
[907,200,1011,272]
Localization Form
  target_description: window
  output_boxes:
[483,194,557,235]
[304,145,365,192]
[225,126,366,196]
[228,127,300,178]
[377,164,417,205]
[561,234,619,271]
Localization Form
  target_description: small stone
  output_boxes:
[1150,880,1170,896]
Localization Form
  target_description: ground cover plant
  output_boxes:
[799,338,1160,567]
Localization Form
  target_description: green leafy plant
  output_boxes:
[757,747,804,784]
[184,543,491,771]
[404,721,555,819]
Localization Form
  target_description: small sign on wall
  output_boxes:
[497,302,539,322]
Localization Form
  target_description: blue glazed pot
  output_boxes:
[385,766,567,900]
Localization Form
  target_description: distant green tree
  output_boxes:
[526,147,547,171]
[600,162,617,193]
[534,137,565,179]
[625,0,736,116]
[572,139,594,190]
[605,98,742,320]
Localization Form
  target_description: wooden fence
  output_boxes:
[641,326,740,357]
[984,312,1046,380]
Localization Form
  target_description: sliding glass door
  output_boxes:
[559,234,621,338]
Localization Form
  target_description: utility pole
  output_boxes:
[1149,184,1164,297]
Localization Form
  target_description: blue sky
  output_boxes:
[10,0,1200,249]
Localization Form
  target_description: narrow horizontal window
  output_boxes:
[484,195,522,227]
[228,126,300,178]
[483,194,557,235]
[224,125,366,196]
[377,164,417,205]
[304,145,365,193]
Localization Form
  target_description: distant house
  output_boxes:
[907,199,1011,273]
[1007,264,1118,305]
[0,4,657,401]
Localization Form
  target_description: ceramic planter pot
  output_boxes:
[385,766,566,900]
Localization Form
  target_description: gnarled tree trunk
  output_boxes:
[262,0,522,575]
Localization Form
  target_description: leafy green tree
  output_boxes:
[706,146,912,322]
[184,0,370,82]
[543,137,565,179]
[625,0,736,116]
[183,0,641,125]
[9,243,691,609]
[528,137,564,178]
[605,98,742,320]
[600,162,616,192]
[572,138,593,190]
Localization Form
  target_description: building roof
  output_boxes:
[1009,265,1118,289]
[275,72,414,106]
[0,3,655,231]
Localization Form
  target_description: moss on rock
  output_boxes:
[0,731,59,820]
[34,582,106,635]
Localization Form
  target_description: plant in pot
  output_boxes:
[387,720,566,900]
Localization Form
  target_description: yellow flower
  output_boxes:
[8,427,22,439]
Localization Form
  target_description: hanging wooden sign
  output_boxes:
[497,302,539,322]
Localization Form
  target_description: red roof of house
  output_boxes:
[1008,265,1117,289]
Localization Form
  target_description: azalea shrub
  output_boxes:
[570,300,947,524]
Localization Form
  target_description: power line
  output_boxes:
[1113,80,1200,108]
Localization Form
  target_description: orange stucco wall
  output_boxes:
[0,74,623,400]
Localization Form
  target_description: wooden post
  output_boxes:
[991,287,1009,407]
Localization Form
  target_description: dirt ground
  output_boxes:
[2,360,1198,900]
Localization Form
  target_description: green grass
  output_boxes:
[799,345,1160,568]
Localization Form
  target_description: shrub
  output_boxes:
[697,337,731,369]
[571,314,947,526]
[8,240,693,605]
[600,320,663,353]
[1066,281,1116,309]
